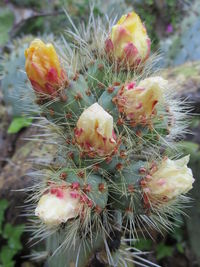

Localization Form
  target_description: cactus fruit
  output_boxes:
[38,74,95,124]
[21,10,195,267]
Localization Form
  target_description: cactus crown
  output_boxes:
[21,10,194,267]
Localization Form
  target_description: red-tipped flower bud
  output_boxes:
[105,11,151,67]
[25,39,67,96]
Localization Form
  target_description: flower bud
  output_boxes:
[143,155,194,204]
[35,187,80,226]
[117,76,166,124]
[25,39,67,96]
[75,103,117,156]
[105,11,151,67]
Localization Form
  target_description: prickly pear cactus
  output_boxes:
[0,36,37,116]
[21,10,195,267]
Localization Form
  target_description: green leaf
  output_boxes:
[146,0,153,5]
[176,243,184,254]
[0,199,9,234]
[0,245,16,267]
[190,117,200,128]
[3,223,25,251]
[179,141,199,155]
[177,141,200,163]
[156,242,174,260]
[7,117,32,134]
[166,0,176,7]
[134,238,153,251]
[173,227,184,243]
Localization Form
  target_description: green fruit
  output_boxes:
[110,161,145,213]
[41,75,95,124]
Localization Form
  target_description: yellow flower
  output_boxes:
[105,11,151,66]
[143,155,194,205]
[25,39,67,96]
[35,187,80,226]
[117,76,166,124]
[75,103,117,157]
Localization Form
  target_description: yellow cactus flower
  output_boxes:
[25,39,67,96]
[75,103,117,157]
[105,11,151,67]
[117,76,166,125]
[142,155,194,206]
[35,187,80,226]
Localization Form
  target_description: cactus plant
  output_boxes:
[20,9,195,267]
[0,36,37,117]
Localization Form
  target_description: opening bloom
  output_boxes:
[25,39,67,96]
[142,155,195,205]
[75,103,117,157]
[117,76,166,125]
[35,187,80,226]
[105,11,151,67]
